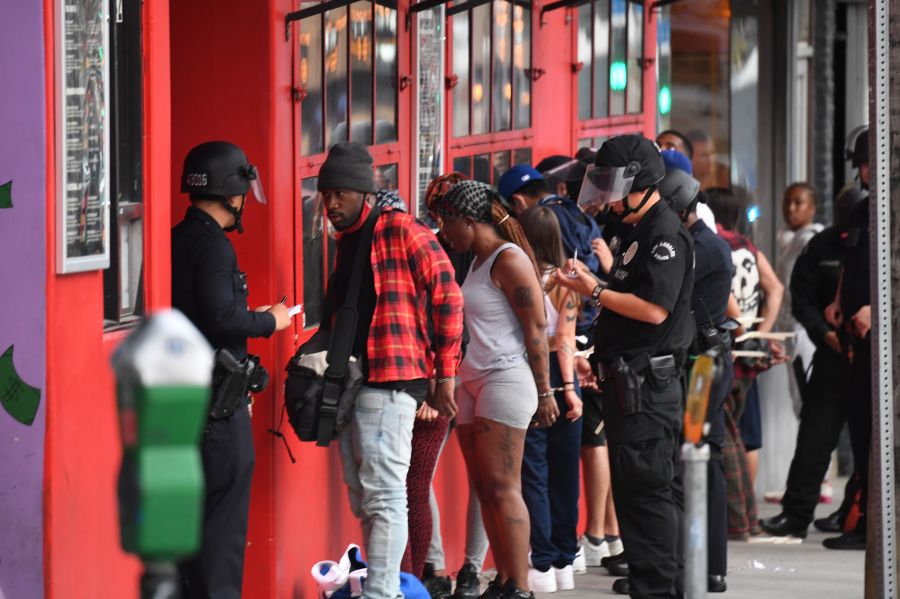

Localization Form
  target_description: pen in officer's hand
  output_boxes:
[568,250,579,278]
[280,295,287,304]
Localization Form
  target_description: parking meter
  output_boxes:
[112,309,213,564]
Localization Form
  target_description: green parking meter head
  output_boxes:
[111,309,214,560]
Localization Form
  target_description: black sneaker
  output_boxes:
[423,563,453,599]
[500,579,534,599]
[474,576,504,599]
[455,564,482,599]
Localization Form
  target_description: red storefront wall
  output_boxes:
[42,1,657,598]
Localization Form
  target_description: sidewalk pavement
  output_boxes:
[548,489,864,598]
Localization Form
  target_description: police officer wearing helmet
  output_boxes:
[557,135,694,598]
[821,125,871,551]
[173,141,291,598]
[659,150,733,593]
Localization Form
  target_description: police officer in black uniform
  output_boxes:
[659,161,733,593]
[172,141,291,598]
[557,135,694,598]
[822,126,871,551]
[759,185,859,540]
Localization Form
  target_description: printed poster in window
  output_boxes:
[56,0,111,273]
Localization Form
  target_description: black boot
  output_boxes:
[708,575,727,593]
[759,512,808,538]
[813,508,844,533]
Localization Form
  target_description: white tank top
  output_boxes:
[459,243,528,379]
[541,269,559,337]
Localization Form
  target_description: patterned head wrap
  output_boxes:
[432,180,499,224]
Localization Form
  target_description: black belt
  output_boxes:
[596,352,681,382]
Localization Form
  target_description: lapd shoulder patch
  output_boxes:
[651,240,676,262]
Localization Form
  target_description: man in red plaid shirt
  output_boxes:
[318,142,463,599]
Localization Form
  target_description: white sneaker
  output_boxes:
[572,546,586,575]
[528,567,558,593]
[607,538,624,557]
[578,535,610,566]
[554,565,575,591]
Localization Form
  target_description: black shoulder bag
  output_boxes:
[284,206,381,446]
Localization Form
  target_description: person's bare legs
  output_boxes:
[581,446,609,537]
[747,449,760,486]
[458,424,507,582]
[474,417,530,592]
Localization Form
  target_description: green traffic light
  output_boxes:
[610,61,627,91]
[659,85,672,115]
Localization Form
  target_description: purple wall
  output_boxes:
[0,0,47,597]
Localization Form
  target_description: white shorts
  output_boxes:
[456,360,538,430]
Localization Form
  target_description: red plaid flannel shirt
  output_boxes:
[337,206,463,382]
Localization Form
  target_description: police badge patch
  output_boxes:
[623,241,638,265]
[651,240,676,262]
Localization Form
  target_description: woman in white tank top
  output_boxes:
[431,181,551,599]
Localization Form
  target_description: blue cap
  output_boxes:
[498,164,544,200]
[660,149,692,175]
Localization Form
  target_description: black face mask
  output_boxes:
[223,196,246,234]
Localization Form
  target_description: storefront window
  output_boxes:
[626,0,644,114]
[667,0,731,190]
[450,0,531,138]
[350,2,373,144]
[301,176,327,329]
[451,146,531,185]
[297,1,398,155]
[609,0,627,116]
[104,0,144,327]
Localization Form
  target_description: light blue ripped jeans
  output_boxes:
[340,386,417,599]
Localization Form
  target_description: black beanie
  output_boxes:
[595,135,666,192]
[317,141,378,193]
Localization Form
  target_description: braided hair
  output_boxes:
[435,180,541,281]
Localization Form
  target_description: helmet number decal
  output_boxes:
[187,173,209,187]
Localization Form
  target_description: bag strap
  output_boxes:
[317,205,381,446]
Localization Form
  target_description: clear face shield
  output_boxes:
[246,164,267,204]
[576,164,636,213]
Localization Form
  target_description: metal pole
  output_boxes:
[867,1,896,597]
[682,442,709,599]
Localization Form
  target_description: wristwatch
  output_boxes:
[591,283,605,306]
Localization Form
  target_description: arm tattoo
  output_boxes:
[513,286,534,308]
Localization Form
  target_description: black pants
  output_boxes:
[604,372,683,599]
[844,337,872,525]
[180,406,256,599]
[781,349,845,527]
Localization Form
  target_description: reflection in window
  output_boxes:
[416,6,445,216]
[375,3,398,143]
[451,11,470,137]
[493,150,511,182]
[577,3,593,120]
[350,2,373,144]
[473,153,491,183]
[471,3,491,135]
[656,5,672,130]
[298,1,396,155]
[375,163,399,190]
[626,0,644,114]
[302,177,325,328]
[609,0,627,116]
[513,147,532,167]
[452,0,531,137]
[325,7,349,147]
[493,0,512,132]
[300,15,324,155]
[453,155,472,178]
[512,3,531,129]
[593,0,610,118]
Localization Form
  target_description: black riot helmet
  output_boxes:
[181,141,267,233]
[659,168,701,220]
[844,125,868,168]
[578,135,666,217]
